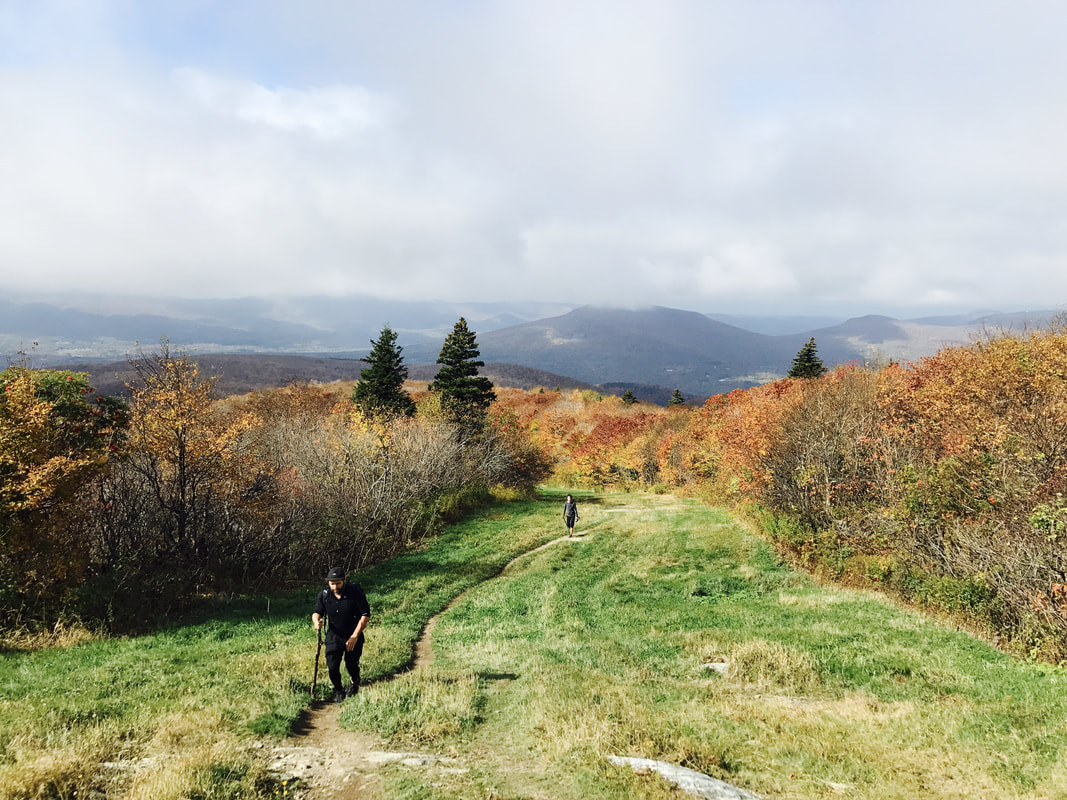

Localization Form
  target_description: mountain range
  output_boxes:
[1,294,1059,402]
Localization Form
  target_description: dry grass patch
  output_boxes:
[0,737,116,800]
[728,639,822,693]
[0,623,100,652]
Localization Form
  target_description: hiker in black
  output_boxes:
[312,566,371,703]
[563,494,579,537]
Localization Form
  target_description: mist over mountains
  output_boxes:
[1,294,1059,402]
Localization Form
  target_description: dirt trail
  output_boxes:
[270,529,584,799]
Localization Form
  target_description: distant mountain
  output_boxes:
[908,309,1061,330]
[415,305,786,397]
[409,305,1063,399]
[4,294,1061,403]
[0,295,576,365]
[804,314,993,365]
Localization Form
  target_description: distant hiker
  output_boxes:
[563,494,579,537]
[312,567,371,703]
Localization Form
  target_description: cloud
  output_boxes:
[1,1,1067,316]
[171,68,397,139]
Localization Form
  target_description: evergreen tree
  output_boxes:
[429,318,495,423]
[668,388,685,406]
[351,325,416,417]
[621,389,637,406]
[788,337,828,379]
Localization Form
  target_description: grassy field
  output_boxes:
[344,492,1067,800]
[2,489,1066,799]
[0,491,565,799]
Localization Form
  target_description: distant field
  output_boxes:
[2,490,1065,799]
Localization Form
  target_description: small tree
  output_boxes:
[429,318,495,425]
[118,341,263,580]
[669,388,685,406]
[621,389,637,406]
[352,325,416,417]
[788,338,827,379]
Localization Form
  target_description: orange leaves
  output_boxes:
[694,379,805,496]
[569,409,660,481]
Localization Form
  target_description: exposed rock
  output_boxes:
[609,756,761,800]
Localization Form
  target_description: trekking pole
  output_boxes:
[311,621,324,701]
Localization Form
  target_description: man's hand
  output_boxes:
[312,615,322,631]
[345,636,358,651]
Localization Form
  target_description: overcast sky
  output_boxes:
[1,1,1065,317]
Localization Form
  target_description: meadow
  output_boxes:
[0,491,562,799]
[2,489,1066,799]
[344,491,1067,799]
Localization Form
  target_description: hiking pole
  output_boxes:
[311,621,324,701]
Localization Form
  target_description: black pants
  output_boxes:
[324,634,364,691]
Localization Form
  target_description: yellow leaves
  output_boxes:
[125,352,269,496]
[343,404,393,447]
[1,371,108,516]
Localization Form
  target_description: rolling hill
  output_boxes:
[5,294,1060,403]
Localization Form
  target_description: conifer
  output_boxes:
[351,325,416,417]
[429,318,495,424]
[788,337,827,379]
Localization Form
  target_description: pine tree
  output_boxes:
[429,318,495,423]
[351,325,416,417]
[668,388,685,406]
[621,389,637,406]
[788,337,828,379]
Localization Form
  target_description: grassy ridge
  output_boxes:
[345,493,1067,800]
[0,490,571,800]
[2,490,1066,799]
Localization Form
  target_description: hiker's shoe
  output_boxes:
[331,689,346,704]
[346,683,359,697]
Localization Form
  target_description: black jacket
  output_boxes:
[314,582,370,641]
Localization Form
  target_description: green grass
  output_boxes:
[345,493,1067,800]
[2,488,1066,799]
[0,489,570,799]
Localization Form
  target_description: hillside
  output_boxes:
[3,493,1063,799]
[9,295,1061,401]
[69,354,594,399]
[403,305,788,398]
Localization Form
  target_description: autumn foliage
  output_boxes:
[489,333,1067,660]
[680,333,1067,660]
[4,329,1067,658]
[0,367,125,620]
[0,345,548,632]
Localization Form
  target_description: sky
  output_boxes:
[1,1,1065,318]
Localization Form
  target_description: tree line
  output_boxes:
[0,319,547,633]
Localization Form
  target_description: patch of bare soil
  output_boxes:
[268,703,384,800]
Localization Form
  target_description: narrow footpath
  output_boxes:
[267,529,586,799]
